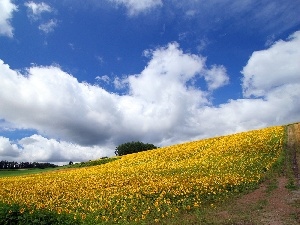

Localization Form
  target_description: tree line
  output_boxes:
[1,141,157,170]
[115,141,158,156]
[0,160,58,169]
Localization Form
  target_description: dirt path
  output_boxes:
[287,123,300,187]
[216,123,300,225]
[251,123,300,225]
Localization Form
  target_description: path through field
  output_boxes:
[210,123,300,225]
[241,123,300,225]
[287,123,300,187]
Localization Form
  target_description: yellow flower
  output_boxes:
[0,125,284,223]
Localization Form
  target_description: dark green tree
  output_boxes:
[115,141,158,156]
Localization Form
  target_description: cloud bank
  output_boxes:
[0,31,300,162]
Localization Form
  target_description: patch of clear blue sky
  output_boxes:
[1,0,299,107]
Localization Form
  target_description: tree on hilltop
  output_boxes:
[115,141,158,156]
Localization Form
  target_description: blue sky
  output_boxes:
[0,0,300,163]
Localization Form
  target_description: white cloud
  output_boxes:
[38,19,58,33]
[24,1,52,20]
[0,60,120,146]
[242,31,300,97]
[0,135,109,162]
[113,76,128,90]
[24,1,57,34]
[0,0,17,37]
[129,42,206,102]
[96,75,110,84]
[0,42,224,160]
[204,65,229,91]
[116,42,212,143]
[109,0,162,15]
[0,32,300,162]
[0,137,19,158]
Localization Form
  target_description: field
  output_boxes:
[0,124,299,224]
[0,168,61,178]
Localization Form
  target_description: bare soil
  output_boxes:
[287,123,300,186]
[231,123,300,225]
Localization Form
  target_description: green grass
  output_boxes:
[0,167,61,178]
[0,202,81,225]
[0,157,120,178]
[66,157,120,168]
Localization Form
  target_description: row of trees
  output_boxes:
[1,141,157,168]
[0,161,58,169]
[115,141,158,156]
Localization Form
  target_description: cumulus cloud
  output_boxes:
[204,65,229,91]
[0,42,217,147]
[242,31,300,97]
[199,31,300,134]
[0,0,17,37]
[109,0,162,15]
[0,135,109,162]
[0,137,19,158]
[0,32,300,162]
[0,60,119,146]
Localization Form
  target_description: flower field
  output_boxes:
[0,126,285,223]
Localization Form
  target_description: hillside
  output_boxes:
[184,122,299,225]
[0,123,299,224]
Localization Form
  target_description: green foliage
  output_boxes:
[0,161,57,169]
[67,157,120,168]
[0,202,81,225]
[115,141,158,156]
[0,168,61,178]
[283,125,300,190]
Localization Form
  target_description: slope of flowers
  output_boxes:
[0,126,284,223]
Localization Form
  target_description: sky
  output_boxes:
[0,0,300,163]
